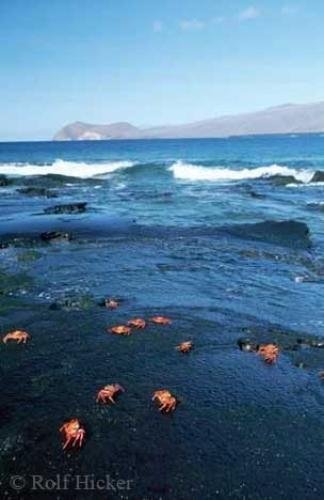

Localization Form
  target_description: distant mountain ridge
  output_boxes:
[53,102,324,141]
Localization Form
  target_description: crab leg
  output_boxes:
[72,435,80,447]
[62,436,73,450]
[76,430,85,447]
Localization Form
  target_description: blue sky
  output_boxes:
[0,0,323,140]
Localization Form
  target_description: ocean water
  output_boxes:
[0,135,324,499]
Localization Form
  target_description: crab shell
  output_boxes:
[59,418,85,449]
[152,389,178,412]
[2,330,30,344]
[127,318,146,329]
[177,341,193,353]
[258,343,279,364]
[109,325,132,336]
[150,316,172,325]
[96,383,125,403]
[105,299,119,309]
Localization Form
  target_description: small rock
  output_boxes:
[294,276,305,283]
[44,202,87,215]
[0,174,10,187]
[311,171,324,183]
[310,340,324,349]
[237,338,258,353]
[17,187,57,197]
[40,231,71,242]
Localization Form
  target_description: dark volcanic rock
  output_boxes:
[237,338,258,353]
[311,171,324,183]
[40,231,71,242]
[269,175,301,186]
[17,187,57,198]
[248,190,265,199]
[306,202,324,212]
[49,295,93,311]
[0,175,10,187]
[227,220,311,249]
[21,173,80,187]
[44,202,87,215]
[309,340,324,348]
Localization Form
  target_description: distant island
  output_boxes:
[54,101,324,141]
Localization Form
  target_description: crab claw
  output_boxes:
[114,383,125,393]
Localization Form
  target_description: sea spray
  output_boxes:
[0,159,136,178]
[169,160,314,183]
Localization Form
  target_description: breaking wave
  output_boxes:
[0,159,136,179]
[169,161,314,184]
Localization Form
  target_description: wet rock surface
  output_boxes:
[306,202,324,212]
[237,338,258,352]
[49,294,94,311]
[226,219,312,249]
[0,174,11,187]
[269,174,301,186]
[40,231,71,242]
[17,187,57,198]
[311,170,324,182]
[44,202,87,214]
[238,325,324,371]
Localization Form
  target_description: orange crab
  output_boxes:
[177,341,193,353]
[2,330,30,344]
[257,343,279,364]
[96,383,125,404]
[152,389,178,413]
[150,316,172,325]
[59,418,85,450]
[109,325,132,336]
[105,298,119,309]
[127,318,146,329]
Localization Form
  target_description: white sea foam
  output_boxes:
[287,181,324,188]
[169,161,314,184]
[0,159,135,178]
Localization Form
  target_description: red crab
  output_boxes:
[258,344,279,364]
[150,316,172,325]
[2,330,30,344]
[152,389,178,413]
[96,383,125,404]
[59,418,85,450]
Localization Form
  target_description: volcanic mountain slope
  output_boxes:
[54,102,324,140]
